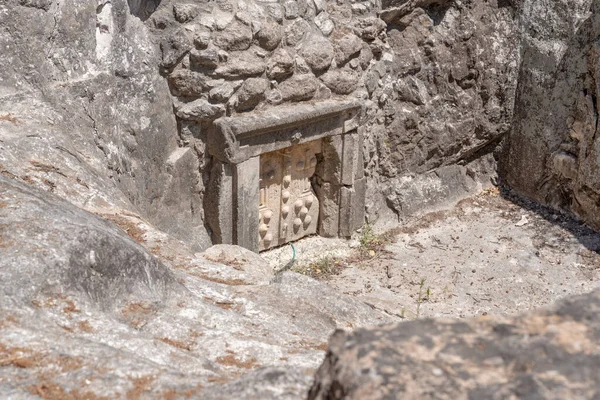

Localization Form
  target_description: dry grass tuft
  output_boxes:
[156,336,195,352]
[0,113,19,124]
[354,225,401,259]
[292,256,346,280]
[215,354,259,369]
[102,214,146,243]
[126,375,155,400]
[78,320,94,333]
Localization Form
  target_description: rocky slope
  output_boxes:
[0,176,394,398]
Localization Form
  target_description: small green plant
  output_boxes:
[357,225,400,259]
[415,278,431,318]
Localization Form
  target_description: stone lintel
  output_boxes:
[208,100,361,164]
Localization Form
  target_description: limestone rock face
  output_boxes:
[143,0,527,234]
[500,0,600,231]
[309,289,600,399]
[0,177,179,309]
[3,0,598,249]
[0,0,211,251]
[334,33,363,66]
[176,99,225,121]
[213,20,253,51]
[278,74,320,102]
[267,48,295,80]
[320,69,359,94]
[167,69,209,97]
[214,52,267,78]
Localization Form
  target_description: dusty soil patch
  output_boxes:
[270,188,600,320]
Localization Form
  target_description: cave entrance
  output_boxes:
[205,100,365,253]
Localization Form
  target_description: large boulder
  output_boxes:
[0,177,178,309]
[309,289,600,399]
[0,178,394,397]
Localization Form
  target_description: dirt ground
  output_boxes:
[263,187,600,320]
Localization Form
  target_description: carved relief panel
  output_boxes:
[259,140,321,251]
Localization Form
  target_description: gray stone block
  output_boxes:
[352,177,366,231]
[233,157,260,253]
[339,177,366,237]
[205,161,233,244]
[209,100,361,164]
[341,131,359,186]
[315,135,343,186]
[339,186,353,238]
[356,129,365,180]
[315,182,340,238]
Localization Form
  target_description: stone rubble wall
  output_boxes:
[151,0,521,241]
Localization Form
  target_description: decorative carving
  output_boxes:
[258,140,321,251]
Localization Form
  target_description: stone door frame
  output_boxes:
[205,100,365,252]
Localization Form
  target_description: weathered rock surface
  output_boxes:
[500,0,600,232]
[234,77,270,111]
[309,289,600,399]
[320,69,359,94]
[299,34,334,72]
[0,176,394,398]
[257,18,284,50]
[267,48,295,80]
[278,74,320,102]
[0,0,211,252]
[334,33,363,66]
[0,177,178,309]
[167,68,209,97]
[176,98,225,121]
[214,20,253,51]
[2,0,600,395]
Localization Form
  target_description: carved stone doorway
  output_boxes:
[259,140,321,251]
[205,100,365,253]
